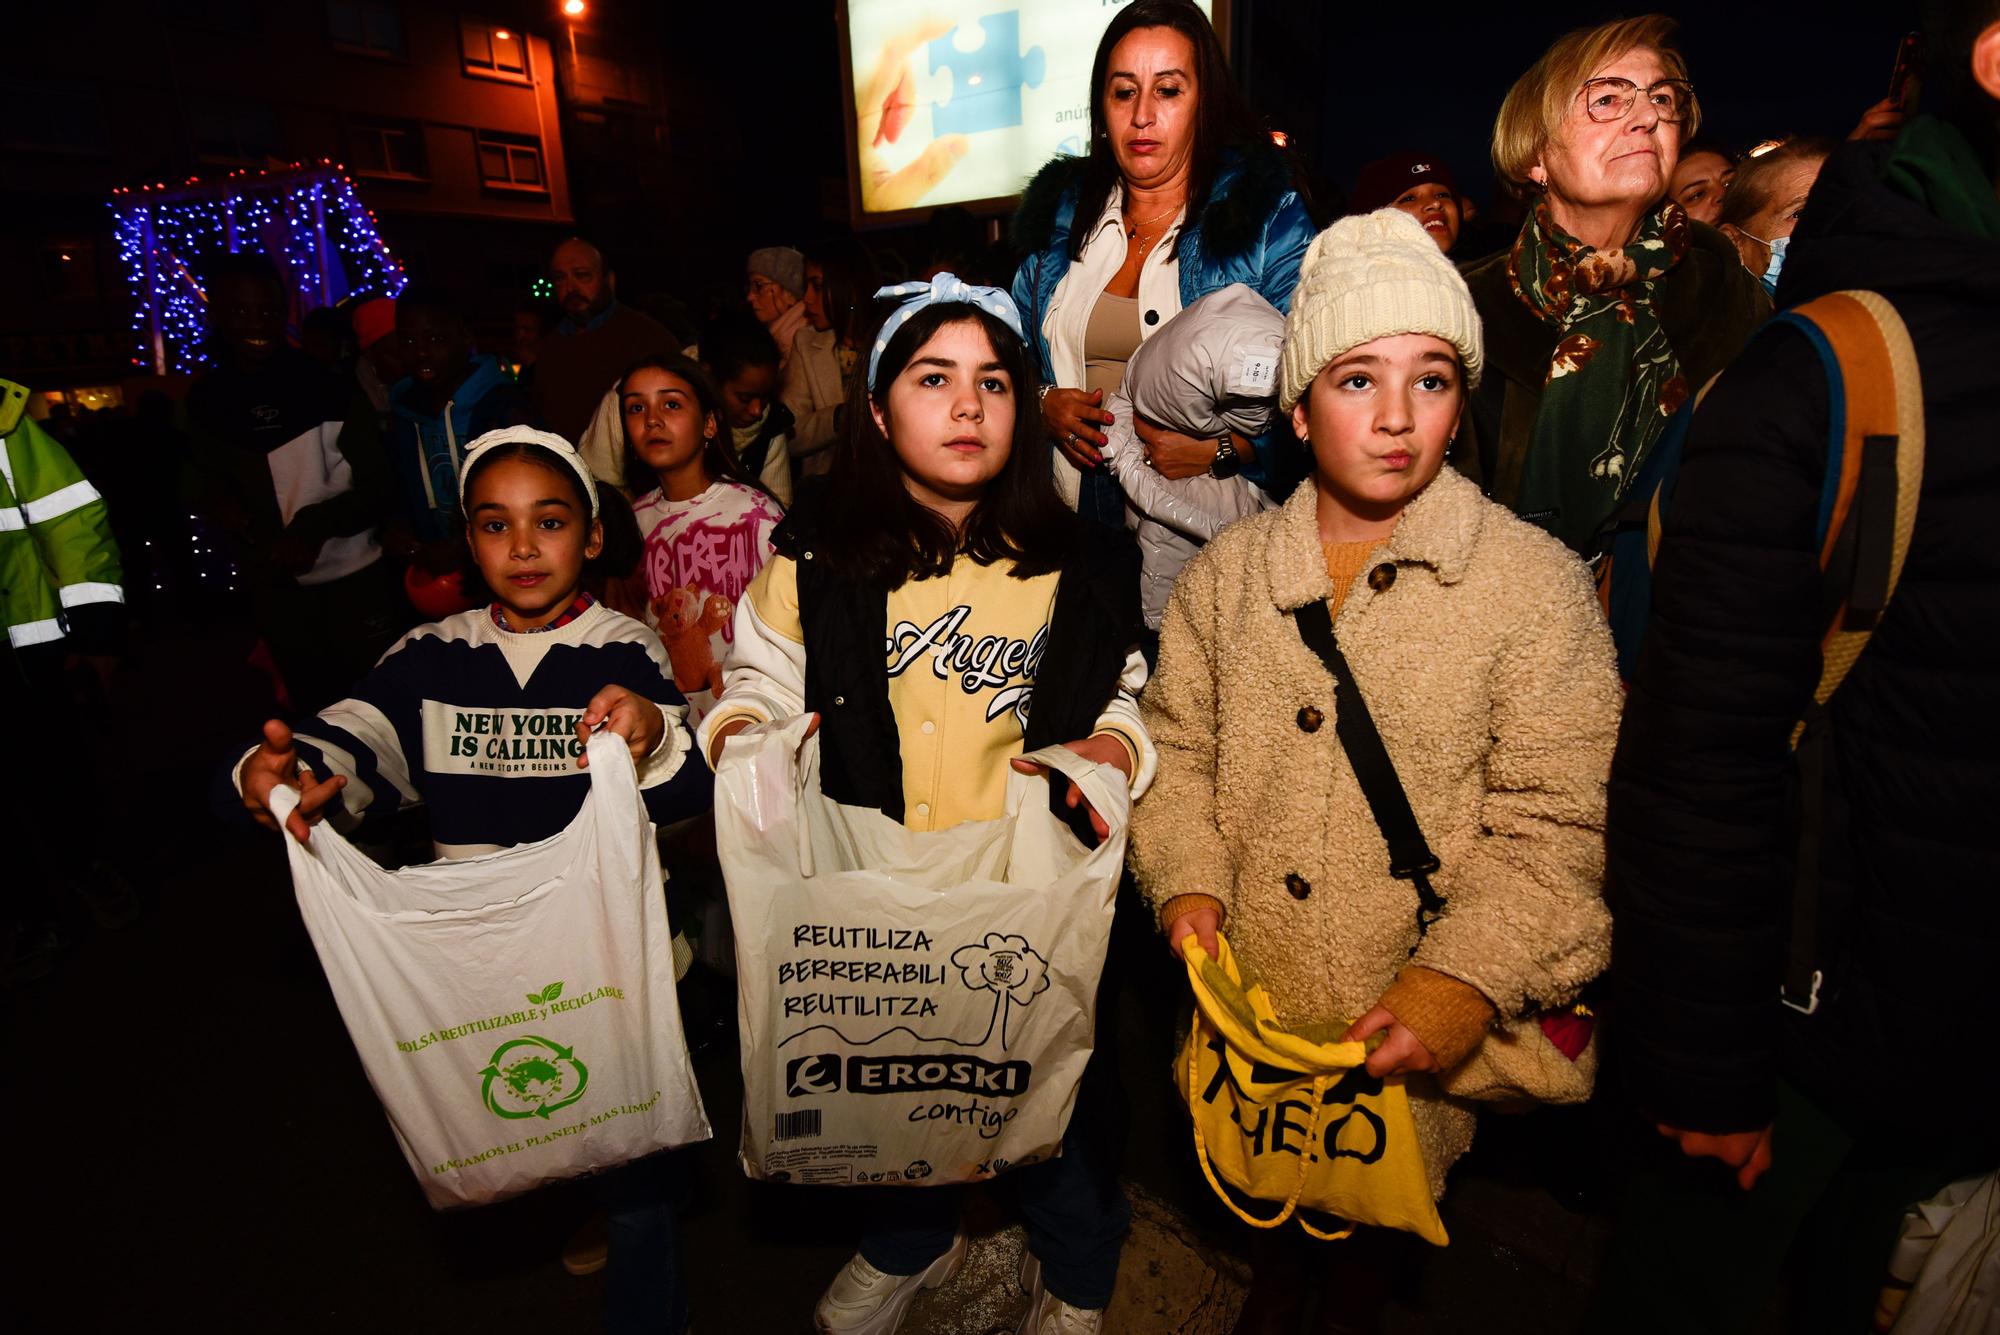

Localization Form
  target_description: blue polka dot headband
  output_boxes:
[868,272,1028,391]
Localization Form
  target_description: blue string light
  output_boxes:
[110,161,409,375]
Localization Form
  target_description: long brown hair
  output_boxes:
[615,353,765,500]
[1068,0,1261,262]
[815,303,1074,586]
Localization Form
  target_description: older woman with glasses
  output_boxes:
[1458,14,1768,556]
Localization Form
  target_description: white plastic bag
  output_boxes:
[271,731,711,1209]
[716,714,1127,1187]
[1883,1172,2000,1335]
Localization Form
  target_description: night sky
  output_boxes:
[704,1,1922,259]
[1242,1,1921,210]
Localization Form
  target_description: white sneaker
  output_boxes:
[813,1232,968,1334]
[1014,1251,1105,1335]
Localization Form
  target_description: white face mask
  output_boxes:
[1739,230,1790,295]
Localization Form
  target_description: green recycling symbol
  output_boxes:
[479,1035,589,1120]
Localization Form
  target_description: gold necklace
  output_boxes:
[1124,199,1181,238]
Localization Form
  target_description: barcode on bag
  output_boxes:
[774,1109,823,1141]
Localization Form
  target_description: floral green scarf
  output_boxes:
[1508,198,1692,551]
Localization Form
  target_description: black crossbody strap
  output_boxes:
[1293,600,1446,938]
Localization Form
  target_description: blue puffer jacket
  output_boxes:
[387,354,529,540]
[1010,142,1317,498]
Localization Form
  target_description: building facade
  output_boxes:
[2,0,669,395]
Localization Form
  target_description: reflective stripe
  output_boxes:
[7,617,66,648]
[0,504,23,531]
[20,478,102,524]
[59,581,125,608]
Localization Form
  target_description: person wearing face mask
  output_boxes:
[1348,152,1465,254]
[1011,0,1317,529]
[1592,0,2000,1327]
[1460,15,1769,557]
[1715,137,1836,295]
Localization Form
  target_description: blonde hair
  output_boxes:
[1491,14,1698,192]
[1716,136,1836,229]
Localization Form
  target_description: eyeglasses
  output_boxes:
[1578,77,1696,125]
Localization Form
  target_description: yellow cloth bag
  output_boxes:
[1179,937,1449,1245]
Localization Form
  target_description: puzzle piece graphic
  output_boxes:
[928,11,1046,137]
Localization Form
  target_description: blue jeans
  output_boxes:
[857,1095,1129,1310]
[595,1148,691,1334]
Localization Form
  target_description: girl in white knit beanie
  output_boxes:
[1130,209,1622,1326]
[1276,206,1486,530]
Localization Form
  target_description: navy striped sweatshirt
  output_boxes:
[275,601,710,857]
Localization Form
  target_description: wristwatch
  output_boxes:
[1209,434,1242,479]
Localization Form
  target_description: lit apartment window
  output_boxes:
[476,132,546,192]
[327,1,406,60]
[462,19,530,83]
[350,119,427,179]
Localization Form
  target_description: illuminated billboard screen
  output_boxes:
[839,0,1221,225]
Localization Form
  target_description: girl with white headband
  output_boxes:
[699,275,1156,1335]
[233,425,713,1334]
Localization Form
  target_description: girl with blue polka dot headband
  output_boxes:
[867,272,1028,391]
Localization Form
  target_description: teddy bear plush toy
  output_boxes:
[649,585,732,698]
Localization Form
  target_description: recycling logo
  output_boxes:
[480,1034,589,1120]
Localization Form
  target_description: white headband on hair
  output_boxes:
[457,425,600,517]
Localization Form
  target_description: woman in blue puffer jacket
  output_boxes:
[1010,0,1317,528]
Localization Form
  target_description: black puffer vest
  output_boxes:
[770,497,1141,830]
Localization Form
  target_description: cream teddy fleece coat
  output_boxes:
[1133,466,1621,1196]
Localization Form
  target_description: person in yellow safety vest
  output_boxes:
[1,378,139,981]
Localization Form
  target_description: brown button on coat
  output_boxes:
[1132,467,1622,1196]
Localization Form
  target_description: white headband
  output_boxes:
[457,425,600,518]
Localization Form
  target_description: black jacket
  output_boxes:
[1605,141,2000,1139]
[769,493,1141,831]
[739,401,797,484]
[185,348,390,553]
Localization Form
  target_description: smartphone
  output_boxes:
[1888,32,1923,113]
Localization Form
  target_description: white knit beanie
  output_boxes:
[1278,208,1484,412]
